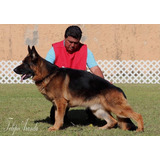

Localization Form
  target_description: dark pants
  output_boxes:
[50,104,69,124]
[50,105,97,124]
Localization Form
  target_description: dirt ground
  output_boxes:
[0,24,160,61]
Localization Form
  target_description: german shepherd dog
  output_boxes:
[14,46,144,132]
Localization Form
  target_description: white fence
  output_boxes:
[0,60,160,84]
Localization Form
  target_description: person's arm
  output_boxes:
[45,47,55,64]
[87,49,104,78]
[90,65,104,78]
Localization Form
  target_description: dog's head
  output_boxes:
[13,46,40,81]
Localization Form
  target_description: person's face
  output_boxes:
[65,36,80,53]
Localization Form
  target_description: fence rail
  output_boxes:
[0,60,160,84]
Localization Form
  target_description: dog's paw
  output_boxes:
[99,122,118,130]
[98,124,112,130]
[48,126,59,131]
[136,128,144,132]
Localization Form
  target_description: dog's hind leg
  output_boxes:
[103,92,144,132]
[116,117,137,131]
[48,98,68,131]
[89,104,118,129]
[98,111,118,130]
[111,104,144,132]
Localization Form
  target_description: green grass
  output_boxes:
[0,84,160,136]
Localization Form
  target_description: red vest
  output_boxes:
[52,41,87,70]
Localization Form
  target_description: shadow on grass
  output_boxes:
[34,109,137,131]
[34,109,107,128]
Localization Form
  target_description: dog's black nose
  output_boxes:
[13,67,17,73]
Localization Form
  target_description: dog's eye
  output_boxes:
[22,62,30,69]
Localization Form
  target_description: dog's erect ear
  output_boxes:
[29,46,39,61]
[28,45,32,55]
[32,46,38,54]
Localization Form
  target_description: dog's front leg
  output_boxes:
[48,98,68,131]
